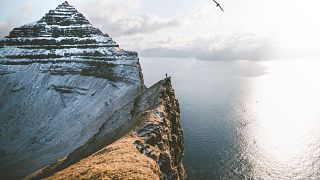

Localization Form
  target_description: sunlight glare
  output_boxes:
[253,60,320,162]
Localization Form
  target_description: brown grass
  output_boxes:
[46,133,161,180]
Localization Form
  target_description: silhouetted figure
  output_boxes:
[165,73,168,78]
[212,0,224,12]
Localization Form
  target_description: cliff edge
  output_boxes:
[31,78,185,180]
[0,1,185,180]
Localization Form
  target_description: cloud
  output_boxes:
[109,14,181,36]
[140,32,275,61]
[20,2,35,13]
[74,0,142,23]
[102,2,276,61]
[73,0,181,37]
[0,18,18,37]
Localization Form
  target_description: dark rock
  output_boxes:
[132,78,186,180]
[145,133,157,146]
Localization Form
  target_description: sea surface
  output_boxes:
[140,57,320,179]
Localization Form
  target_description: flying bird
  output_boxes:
[212,0,224,12]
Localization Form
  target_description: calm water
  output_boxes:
[140,57,320,179]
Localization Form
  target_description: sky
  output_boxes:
[0,0,320,60]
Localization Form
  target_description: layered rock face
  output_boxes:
[0,1,142,179]
[0,1,185,180]
[7,1,105,39]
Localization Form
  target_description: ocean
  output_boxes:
[140,57,320,179]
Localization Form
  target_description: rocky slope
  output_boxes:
[0,1,185,180]
[28,78,185,180]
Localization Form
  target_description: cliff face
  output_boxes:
[39,78,185,180]
[0,1,185,180]
[133,78,185,180]
[0,1,142,179]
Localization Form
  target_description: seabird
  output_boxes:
[212,0,224,12]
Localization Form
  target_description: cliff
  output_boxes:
[29,78,185,180]
[0,1,185,180]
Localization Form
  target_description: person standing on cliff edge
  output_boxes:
[165,73,168,78]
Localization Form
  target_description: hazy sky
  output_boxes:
[0,0,319,60]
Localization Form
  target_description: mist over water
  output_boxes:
[140,57,320,179]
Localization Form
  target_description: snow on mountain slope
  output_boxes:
[0,1,144,179]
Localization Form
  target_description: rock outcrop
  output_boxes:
[29,78,185,180]
[0,1,185,180]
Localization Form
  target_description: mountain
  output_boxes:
[0,1,185,179]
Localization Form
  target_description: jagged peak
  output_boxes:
[38,1,90,26]
[62,1,69,6]
[5,1,105,38]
